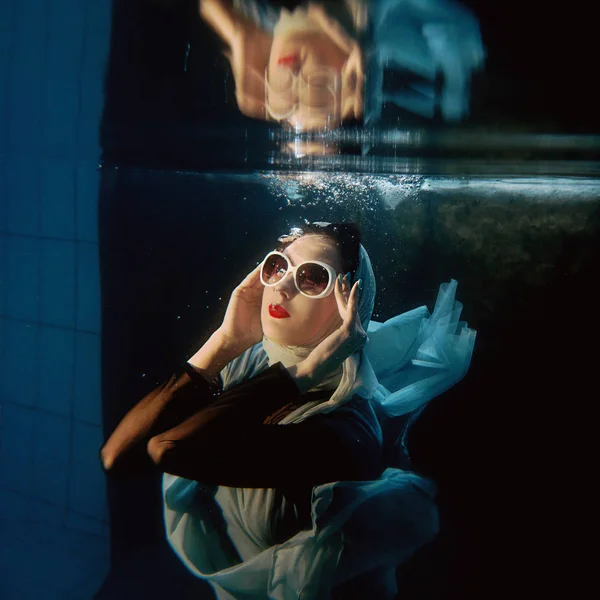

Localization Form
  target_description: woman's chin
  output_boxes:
[263,323,302,346]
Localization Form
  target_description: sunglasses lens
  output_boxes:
[296,263,330,296]
[262,254,289,284]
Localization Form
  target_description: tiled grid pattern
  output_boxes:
[0,0,111,597]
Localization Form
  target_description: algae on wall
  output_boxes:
[383,188,600,330]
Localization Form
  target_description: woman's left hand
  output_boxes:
[301,274,367,385]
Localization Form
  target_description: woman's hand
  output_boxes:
[217,263,265,354]
[199,0,273,120]
[299,274,367,388]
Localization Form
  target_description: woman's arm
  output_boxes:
[100,326,314,473]
[199,0,240,46]
[198,0,273,120]
[100,328,240,472]
[147,363,383,488]
[145,276,377,487]
[187,327,245,379]
[188,325,315,391]
[100,251,318,474]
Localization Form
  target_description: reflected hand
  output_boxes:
[303,274,367,384]
[199,0,273,120]
[218,264,265,354]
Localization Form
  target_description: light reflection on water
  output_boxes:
[193,171,600,208]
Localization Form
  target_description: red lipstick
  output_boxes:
[278,53,299,67]
[269,303,290,319]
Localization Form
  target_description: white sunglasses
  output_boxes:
[260,251,338,299]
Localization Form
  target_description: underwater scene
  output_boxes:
[1,1,598,599]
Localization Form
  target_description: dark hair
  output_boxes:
[276,222,362,282]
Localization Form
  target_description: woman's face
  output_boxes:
[261,235,344,347]
[266,30,348,130]
[269,29,348,77]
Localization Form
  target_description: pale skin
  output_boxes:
[100,234,366,470]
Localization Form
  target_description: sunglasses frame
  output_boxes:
[260,251,338,299]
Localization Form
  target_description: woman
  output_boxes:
[100,222,475,599]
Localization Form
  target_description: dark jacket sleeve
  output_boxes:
[153,363,384,488]
[100,362,221,476]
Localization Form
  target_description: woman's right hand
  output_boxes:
[217,263,265,354]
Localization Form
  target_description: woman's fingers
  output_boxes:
[250,263,264,287]
[347,279,360,320]
[342,274,353,297]
[232,264,263,299]
[334,274,348,317]
[238,263,263,289]
[336,275,361,324]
